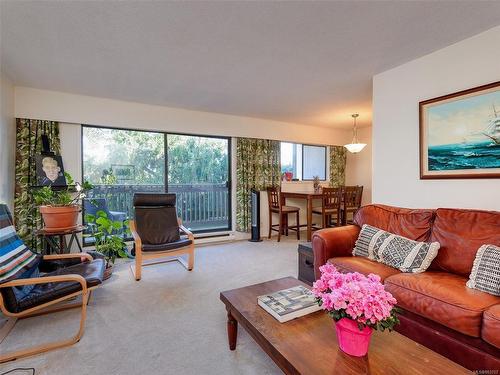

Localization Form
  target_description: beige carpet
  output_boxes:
[0,237,304,375]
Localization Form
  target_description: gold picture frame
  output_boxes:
[419,81,500,179]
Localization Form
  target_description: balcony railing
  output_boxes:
[87,183,230,231]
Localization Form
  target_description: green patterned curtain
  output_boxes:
[14,119,61,250]
[236,138,280,232]
[329,145,346,187]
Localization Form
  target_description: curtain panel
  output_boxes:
[14,119,61,250]
[329,145,346,187]
[236,138,281,232]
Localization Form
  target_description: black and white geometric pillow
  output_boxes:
[353,224,440,273]
[353,224,389,260]
[466,244,500,296]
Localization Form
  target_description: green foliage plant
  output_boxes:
[33,172,93,207]
[84,210,129,265]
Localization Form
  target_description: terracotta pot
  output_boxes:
[39,205,80,231]
[103,263,114,280]
[334,318,373,357]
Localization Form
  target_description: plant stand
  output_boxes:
[36,225,86,254]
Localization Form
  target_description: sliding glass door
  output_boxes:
[167,134,230,232]
[82,126,230,244]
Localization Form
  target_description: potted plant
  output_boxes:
[312,263,400,357]
[84,210,130,279]
[33,173,93,231]
[313,175,321,193]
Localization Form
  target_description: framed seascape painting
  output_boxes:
[419,81,500,179]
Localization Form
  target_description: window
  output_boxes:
[280,142,326,180]
[167,134,230,232]
[82,125,231,245]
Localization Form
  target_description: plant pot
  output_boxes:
[334,318,373,357]
[103,263,114,280]
[39,205,80,231]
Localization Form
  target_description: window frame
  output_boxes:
[280,141,327,181]
[301,143,327,181]
[81,124,232,247]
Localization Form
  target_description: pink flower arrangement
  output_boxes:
[312,263,400,331]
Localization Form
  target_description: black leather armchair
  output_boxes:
[130,193,195,281]
[0,205,105,363]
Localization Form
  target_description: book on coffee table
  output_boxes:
[257,285,321,323]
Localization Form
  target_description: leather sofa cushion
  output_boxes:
[430,208,500,276]
[39,251,105,273]
[133,193,176,207]
[2,259,105,314]
[353,204,435,242]
[328,257,400,282]
[135,206,181,245]
[142,238,192,252]
[482,305,500,349]
[385,272,500,337]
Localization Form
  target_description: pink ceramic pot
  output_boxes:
[334,318,373,357]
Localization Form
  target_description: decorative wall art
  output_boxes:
[35,154,67,186]
[419,81,500,179]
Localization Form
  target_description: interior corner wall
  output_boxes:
[0,73,15,210]
[346,126,372,205]
[372,26,500,210]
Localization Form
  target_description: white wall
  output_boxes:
[346,126,372,205]
[12,88,377,244]
[0,73,15,209]
[373,26,500,210]
[15,87,351,145]
[59,123,81,183]
[16,87,371,237]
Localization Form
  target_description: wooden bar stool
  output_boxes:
[312,187,342,228]
[267,186,300,242]
[342,185,363,224]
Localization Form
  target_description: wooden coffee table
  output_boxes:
[220,277,471,375]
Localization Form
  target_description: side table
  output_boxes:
[36,225,86,254]
[297,242,314,286]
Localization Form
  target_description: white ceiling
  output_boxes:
[2,1,500,129]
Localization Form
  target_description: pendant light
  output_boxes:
[344,113,366,153]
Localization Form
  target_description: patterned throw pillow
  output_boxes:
[353,224,440,273]
[0,204,41,284]
[466,244,500,296]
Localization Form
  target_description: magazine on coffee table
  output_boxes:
[257,285,321,323]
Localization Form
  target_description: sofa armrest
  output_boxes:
[311,225,360,280]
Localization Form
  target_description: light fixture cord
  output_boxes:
[352,115,358,143]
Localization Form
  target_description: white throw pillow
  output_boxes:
[353,224,440,273]
[466,244,500,296]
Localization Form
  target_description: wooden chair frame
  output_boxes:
[129,219,195,281]
[341,185,363,224]
[312,187,342,229]
[0,253,99,363]
[267,187,300,242]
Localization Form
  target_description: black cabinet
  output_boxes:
[298,242,315,286]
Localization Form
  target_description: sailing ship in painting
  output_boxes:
[482,106,500,145]
[428,105,500,171]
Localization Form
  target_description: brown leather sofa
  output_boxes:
[312,204,500,371]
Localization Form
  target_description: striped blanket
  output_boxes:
[0,204,40,283]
